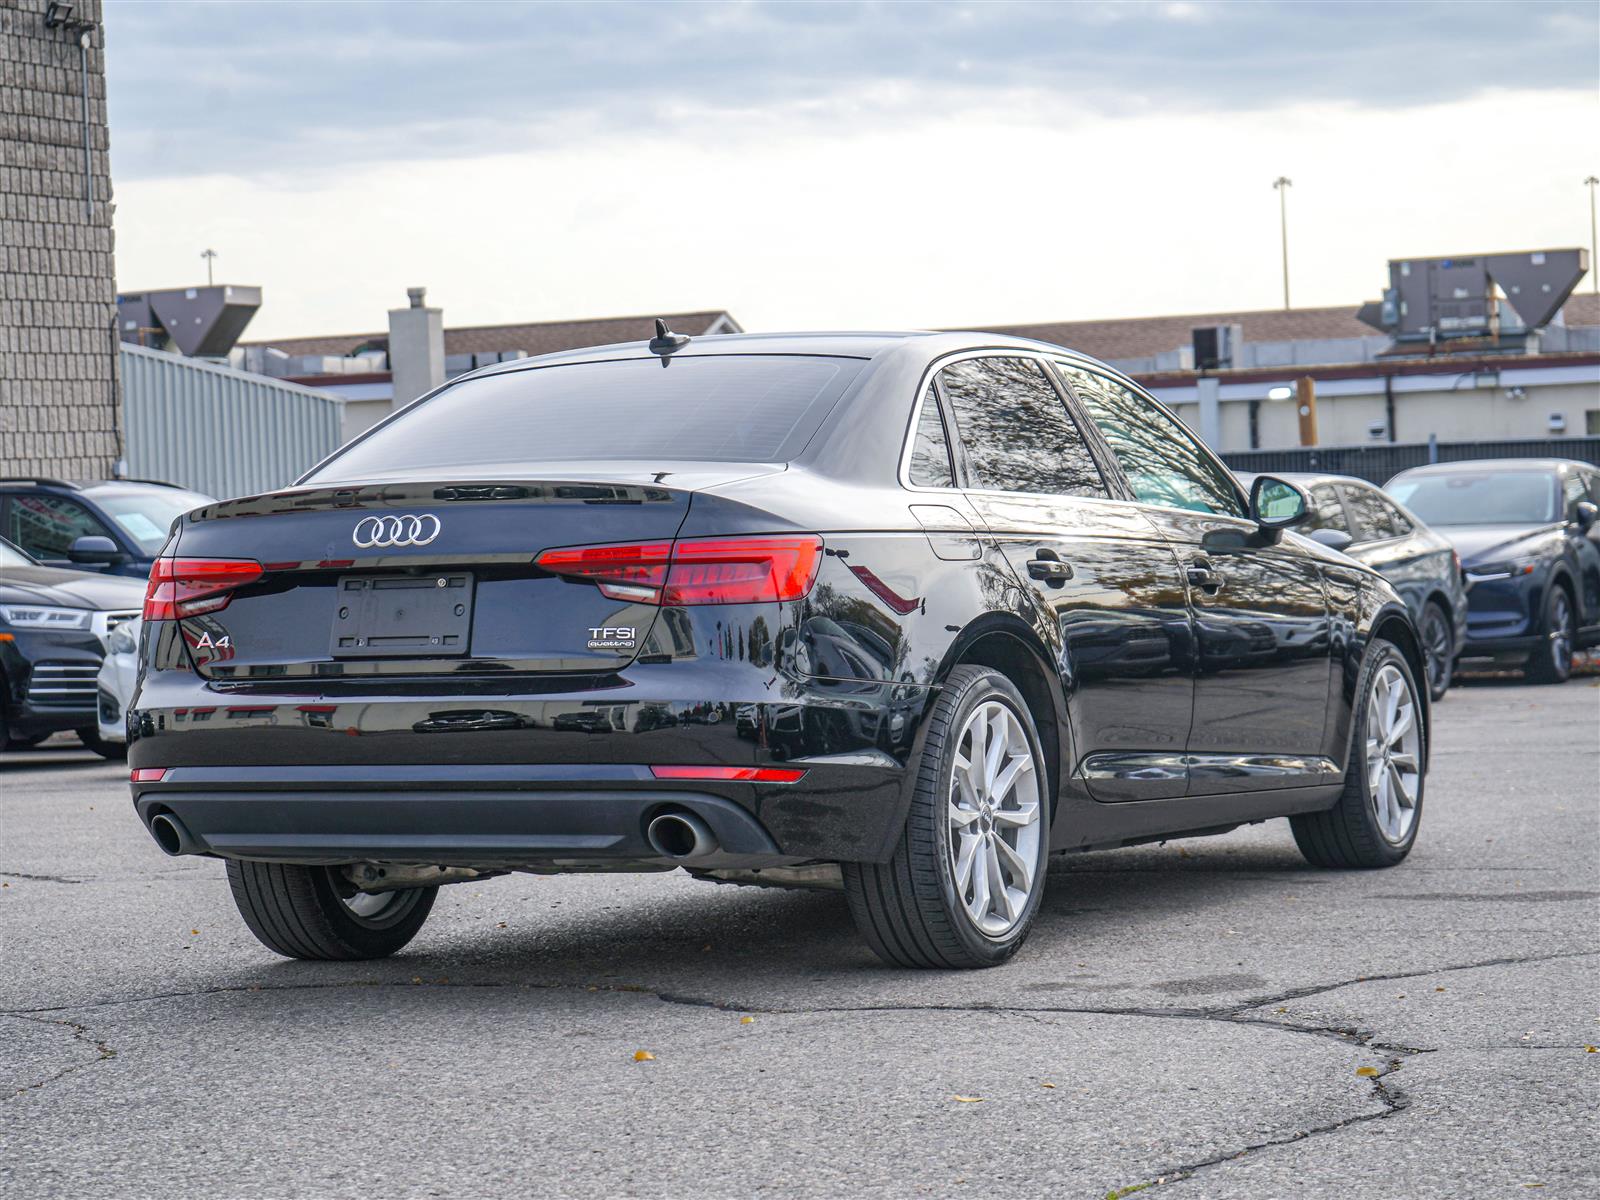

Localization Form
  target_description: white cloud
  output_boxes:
[113,87,1598,340]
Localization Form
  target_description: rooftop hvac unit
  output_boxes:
[116,285,263,358]
[1357,249,1588,343]
[1192,323,1242,370]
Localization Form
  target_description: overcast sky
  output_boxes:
[106,0,1599,341]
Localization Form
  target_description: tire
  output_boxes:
[843,665,1050,969]
[1291,638,1424,869]
[226,860,437,960]
[1525,583,1575,685]
[75,726,126,760]
[1419,601,1454,702]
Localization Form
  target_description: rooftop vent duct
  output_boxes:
[1357,249,1588,344]
[116,285,263,358]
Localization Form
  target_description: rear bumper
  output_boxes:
[1457,633,1542,663]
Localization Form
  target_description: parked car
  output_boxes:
[0,535,145,756]
[128,331,1430,968]
[96,615,142,748]
[1386,459,1600,683]
[1238,472,1466,699]
[0,476,214,578]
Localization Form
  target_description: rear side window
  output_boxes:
[906,386,955,488]
[937,357,1107,498]
[307,355,865,480]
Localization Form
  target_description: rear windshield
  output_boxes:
[1387,471,1558,525]
[306,355,864,481]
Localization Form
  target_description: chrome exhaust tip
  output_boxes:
[646,811,718,860]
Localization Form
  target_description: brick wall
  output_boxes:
[0,0,120,478]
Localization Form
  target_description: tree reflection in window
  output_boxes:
[1056,363,1245,517]
[938,357,1107,498]
[907,385,954,487]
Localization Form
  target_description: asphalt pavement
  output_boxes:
[2,677,1596,1198]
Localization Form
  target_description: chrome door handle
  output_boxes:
[1186,560,1224,593]
[1026,558,1074,585]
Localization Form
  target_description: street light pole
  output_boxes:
[1586,176,1599,296]
[201,248,218,287]
[1273,177,1292,310]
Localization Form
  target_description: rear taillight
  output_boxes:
[143,558,263,621]
[536,535,821,606]
[130,768,168,783]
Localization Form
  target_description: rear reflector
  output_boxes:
[144,558,263,621]
[537,535,822,606]
[650,765,807,784]
[130,768,168,783]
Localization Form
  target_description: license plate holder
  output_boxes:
[330,573,474,658]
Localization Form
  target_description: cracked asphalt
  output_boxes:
[2,678,1596,1198]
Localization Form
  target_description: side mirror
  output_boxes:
[1574,500,1598,533]
[1248,475,1310,534]
[1309,528,1354,552]
[67,535,125,565]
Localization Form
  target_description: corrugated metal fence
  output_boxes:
[1223,437,1600,485]
[121,344,343,498]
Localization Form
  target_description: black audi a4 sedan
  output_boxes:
[1386,459,1600,684]
[128,330,1431,969]
[1238,472,1467,699]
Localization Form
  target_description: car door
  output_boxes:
[1564,469,1600,632]
[931,353,1194,801]
[1055,362,1333,796]
[1,491,120,572]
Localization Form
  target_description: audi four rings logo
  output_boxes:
[352,514,442,548]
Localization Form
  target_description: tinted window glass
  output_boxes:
[1303,485,1350,534]
[907,386,954,488]
[4,494,112,558]
[1340,484,1399,541]
[1057,364,1245,517]
[307,356,864,481]
[1387,471,1558,525]
[938,357,1107,498]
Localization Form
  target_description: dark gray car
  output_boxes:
[1242,472,1466,699]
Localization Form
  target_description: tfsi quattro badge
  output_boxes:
[587,626,637,650]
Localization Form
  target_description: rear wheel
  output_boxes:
[1291,638,1424,869]
[226,861,437,960]
[843,665,1049,969]
[1419,601,1454,701]
[1526,584,1574,685]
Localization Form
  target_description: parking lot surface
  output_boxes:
[2,678,1596,1198]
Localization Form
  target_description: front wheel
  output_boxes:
[1291,638,1424,869]
[843,665,1050,969]
[1525,584,1574,685]
[227,861,437,960]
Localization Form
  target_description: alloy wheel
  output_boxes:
[948,700,1043,936]
[1364,663,1421,845]
[1548,590,1573,675]
[1422,607,1451,694]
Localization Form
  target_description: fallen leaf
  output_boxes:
[1585,1045,1597,1053]
[952,1095,985,1103]
[1275,1007,1288,1013]
[633,1050,656,1062]
[190,929,199,936]
[1040,1082,1056,1089]
[497,922,507,929]
[740,1016,755,1025]
[1435,987,1446,992]
[1356,1067,1379,1077]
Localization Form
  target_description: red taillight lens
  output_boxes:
[130,768,168,783]
[664,536,822,605]
[536,535,821,606]
[143,558,263,621]
[535,542,671,602]
[650,765,807,783]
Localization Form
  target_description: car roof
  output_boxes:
[467,329,1129,379]
[1390,459,1591,478]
